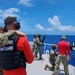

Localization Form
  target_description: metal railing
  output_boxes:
[29,41,53,54]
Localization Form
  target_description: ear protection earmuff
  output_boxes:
[13,21,21,30]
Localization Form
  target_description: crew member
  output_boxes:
[52,35,70,75]
[0,16,34,75]
[36,34,43,59]
[44,44,57,71]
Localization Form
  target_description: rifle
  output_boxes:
[41,35,46,46]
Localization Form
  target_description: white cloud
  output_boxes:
[34,15,75,34]
[36,24,45,30]
[48,15,75,32]
[0,8,20,24]
[0,18,3,24]
[20,20,30,31]
[0,8,20,18]
[20,20,36,34]
[18,0,33,7]
[46,28,53,31]
[5,8,19,14]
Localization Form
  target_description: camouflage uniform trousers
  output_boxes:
[52,55,69,75]
[32,44,36,53]
[36,45,42,58]
[50,60,55,67]
[32,44,38,57]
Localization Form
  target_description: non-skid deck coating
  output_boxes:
[27,54,75,75]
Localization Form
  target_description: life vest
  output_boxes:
[0,34,26,70]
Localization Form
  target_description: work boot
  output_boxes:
[35,55,38,57]
[44,64,50,70]
[65,74,69,75]
[39,57,43,60]
[50,67,54,71]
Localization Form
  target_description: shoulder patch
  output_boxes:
[0,34,9,47]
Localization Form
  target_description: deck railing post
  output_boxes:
[44,44,46,54]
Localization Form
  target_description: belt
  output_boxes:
[58,54,66,56]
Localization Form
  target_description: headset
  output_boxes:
[12,17,21,30]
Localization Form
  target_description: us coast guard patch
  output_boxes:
[0,39,14,51]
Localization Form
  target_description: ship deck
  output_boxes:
[27,54,75,75]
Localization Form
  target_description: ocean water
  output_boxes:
[27,35,75,46]
[27,35,75,66]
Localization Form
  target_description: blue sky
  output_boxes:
[0,0,75,35]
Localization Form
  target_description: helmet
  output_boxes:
[37,33,41,37]
[61,35,66,40]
